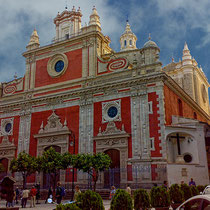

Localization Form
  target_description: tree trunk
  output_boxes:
[22,173,27,189]
[93,172,98,192]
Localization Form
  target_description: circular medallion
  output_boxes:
[55,60,64,72]
[47,54,68,78]
[184,154,192,163]
[107,106,118,118]
[5,123,12,133]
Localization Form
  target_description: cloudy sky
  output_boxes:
[0,0,210,84]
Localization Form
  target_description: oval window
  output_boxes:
[54,60,64,72]
[5,123,12,133]
[107,106,118,118]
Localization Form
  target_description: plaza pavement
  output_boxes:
[0,199,111,210]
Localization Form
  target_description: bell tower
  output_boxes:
[120,20,137,51]
[53,6,82,41]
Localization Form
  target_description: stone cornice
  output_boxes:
[1,71,210,123]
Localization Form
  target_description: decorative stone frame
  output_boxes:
[0,135,16,171]
[47,53,68,78]
[102,99,121,123]
[0,118,14,136]
[93,122,129,186]
[34,111,71,186]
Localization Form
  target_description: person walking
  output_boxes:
[15,187,20,204]
[22,188,30,208]
[30,186,37,208]
[45,186,53,204]
[189,178,196,186]
[73,185,81,201]
[126,184,131,196]
[109,186,116,200]
[56,182,62,204]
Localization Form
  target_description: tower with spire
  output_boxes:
[120,20,137,51]
[163,42,210,114]
[26,29,40,51]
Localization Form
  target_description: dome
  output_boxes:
[143,40,158,48]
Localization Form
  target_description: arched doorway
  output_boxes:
[43,146,61,189]
[0,158,8,181]
[104,149,120,188]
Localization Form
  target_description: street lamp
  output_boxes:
[70,131,75,201]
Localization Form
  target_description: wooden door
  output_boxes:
[104,149,120,188]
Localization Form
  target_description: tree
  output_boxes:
[38,147,64,192]
[73,153,111,191]
[10,151,38,189]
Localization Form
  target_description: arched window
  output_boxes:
[124,40,127,47]
[129,40,132,45]
[178,99,183,116]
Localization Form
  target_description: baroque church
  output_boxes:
[0,6,210,188]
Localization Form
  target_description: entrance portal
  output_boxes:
[104,149,120,188]
[43,146,61,189]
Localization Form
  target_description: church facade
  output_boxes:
[0,6,210,188]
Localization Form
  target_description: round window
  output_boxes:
[184,154,192,163]
[107,106,118,118]
[5,123,12,133]
[55,60,64,72]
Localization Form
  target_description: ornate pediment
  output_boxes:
[38,110,69,134]
[97,122,126,136]
[0,135,16,158]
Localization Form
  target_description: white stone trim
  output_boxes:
[0,118,14,136]
[102,99,121,123]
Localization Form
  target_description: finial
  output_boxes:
[65,0,67,9]
[14,72,17,80]
[126,15,129,23]
[149,33,151,40]
[172,53,174,62]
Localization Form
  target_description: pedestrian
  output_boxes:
[109,186,116,200]
[126,184,131,196]
[181,180,185,185]
[163,180,168,190]
[22,188,30,208]
[15,187,20,204]
[73,185,81,201]
[6,189,15,207]
[45,186,53,204]
[189,178,196,186]
[35,183,40,204]
[30,186,37,208]
[56,182,62,204]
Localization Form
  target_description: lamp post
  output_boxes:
[70,131,75,201]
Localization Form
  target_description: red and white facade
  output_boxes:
[0,6,210,188]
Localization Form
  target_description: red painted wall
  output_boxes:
[148,92,162,157]
[164,85,208,125]
[35,49,82,88]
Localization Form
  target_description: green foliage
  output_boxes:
[73,153,111,191]
[39,147,64,190]
[77,190,104,210]
[56,203,81,210]
[190,185,199,196]
[197,185,205,193]
[169,184,184,204]
[181,184,192,201]
[110,189,133,210]
[150,186,170,207]
[134,188,150,210]
[9,151,38,188]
